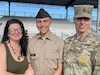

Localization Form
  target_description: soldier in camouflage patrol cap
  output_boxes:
[63,5,100,75]
[74,5,93,18]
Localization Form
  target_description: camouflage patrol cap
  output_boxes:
[35,8,51,18]
[74,5,94,18]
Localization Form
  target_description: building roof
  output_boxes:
[1,0,98,8]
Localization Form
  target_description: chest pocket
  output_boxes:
[45,50,59,69]
[30,52,39,59]
[45,51,59,59]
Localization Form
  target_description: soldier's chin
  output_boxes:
[79,30,86,33]
[40,31,47,34]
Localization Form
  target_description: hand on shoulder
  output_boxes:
[33,33,39,38]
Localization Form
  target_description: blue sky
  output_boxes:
[0,1,97,20]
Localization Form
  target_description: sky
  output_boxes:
[0,1,98,21]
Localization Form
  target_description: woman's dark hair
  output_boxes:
[1,19,28,56]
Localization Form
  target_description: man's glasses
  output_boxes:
[8,28,22,34]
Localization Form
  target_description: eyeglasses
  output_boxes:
[9,28,22,34]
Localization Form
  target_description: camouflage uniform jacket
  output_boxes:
[63,30,99,75]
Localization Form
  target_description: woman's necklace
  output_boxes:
[9,42,21,60]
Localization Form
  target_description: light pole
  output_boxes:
[97,0,100,36]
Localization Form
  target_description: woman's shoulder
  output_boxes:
[0,43,6,52]
[0,43,5,47]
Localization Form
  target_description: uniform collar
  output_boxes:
[71,30,93,41]
[37,31,54,41]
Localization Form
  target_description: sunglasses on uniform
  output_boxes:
[8,28,23,34]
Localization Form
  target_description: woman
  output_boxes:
[0,19,34,75]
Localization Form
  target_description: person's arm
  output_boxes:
[53,39,64,75]
[52,64,63,75]
[0,43,34,75]
[92,48,100,75]
[27,45,35,75]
